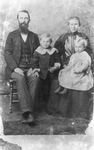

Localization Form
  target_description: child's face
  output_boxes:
[68,19,80,33]
[40,37,51,49]
[75,43,84,53]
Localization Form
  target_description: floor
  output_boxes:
[0,81,91,135]
[0,81,93,150]
[1,134,92,150]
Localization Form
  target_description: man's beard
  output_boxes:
[19,22,29,34]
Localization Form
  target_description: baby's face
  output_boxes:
[68,19,80,33]
[75,43,84,53]
[40,37,51,49]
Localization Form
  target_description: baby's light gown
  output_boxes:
[59,51,93,91]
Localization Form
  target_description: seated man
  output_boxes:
[4,10,40,124]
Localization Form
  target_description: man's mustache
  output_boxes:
[20,22,27,26]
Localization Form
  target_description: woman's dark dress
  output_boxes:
[47,31,93,119]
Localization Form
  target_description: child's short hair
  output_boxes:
[68,16,81,26]
[80,39,88,48]
[39,33,52,43]
[75,38,88,48]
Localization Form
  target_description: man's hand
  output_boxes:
[32,72,39,77]
[32,68,40,74]
[14,68,24,76]
[27,68,33,76]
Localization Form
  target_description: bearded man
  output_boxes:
[4,10,40,124]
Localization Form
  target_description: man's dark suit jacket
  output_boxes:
[4,29,40,80]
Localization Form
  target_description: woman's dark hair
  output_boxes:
[68,16,81,26]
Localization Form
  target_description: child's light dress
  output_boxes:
[59,51,93,91]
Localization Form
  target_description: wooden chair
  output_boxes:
[9,79,19,113]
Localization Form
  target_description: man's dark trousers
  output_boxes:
[11,71,39,114]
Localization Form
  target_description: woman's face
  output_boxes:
[40,38,51,49]
[69,19,80,33]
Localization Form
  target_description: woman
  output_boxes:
[48,16,93,119]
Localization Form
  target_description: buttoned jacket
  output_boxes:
[4,29,40,80]
[32,46,61,79]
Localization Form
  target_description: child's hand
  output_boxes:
[49,67,56,73]
[73,69,78,74]
[63,64,67,68]
[54,63,61,70]
[32,72,39,77]
[55,65,60,70]
[27,68,33,76]
[73,70,82,74]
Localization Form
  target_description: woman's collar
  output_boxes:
[68,31,78,35]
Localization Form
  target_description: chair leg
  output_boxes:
[10,82,13,113]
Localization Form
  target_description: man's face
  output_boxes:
[18,12,30,33]
[68,19,80,33]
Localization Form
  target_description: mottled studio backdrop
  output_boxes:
[0,0,94,80]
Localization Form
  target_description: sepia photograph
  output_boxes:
[0,0,94,149]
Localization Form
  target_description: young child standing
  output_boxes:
[55,38,93,94]
[32,33,61,110]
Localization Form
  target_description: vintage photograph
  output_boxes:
[0,0,94,149]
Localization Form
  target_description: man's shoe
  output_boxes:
[21,112,29,124]
[21,117,28,124]
[21,113,34,125]
[27,113,34,123]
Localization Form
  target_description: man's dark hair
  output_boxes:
[17,10,30,21]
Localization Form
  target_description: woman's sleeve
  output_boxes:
[54,50,62,68]
[54,34,66,59]
[85,39,92,56]
[78,32,93,56]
